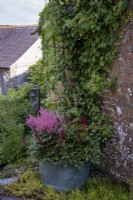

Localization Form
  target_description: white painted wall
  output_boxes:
[9,38,42,87]
[10,38,42,78]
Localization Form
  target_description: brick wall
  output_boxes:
[101,5,133,182]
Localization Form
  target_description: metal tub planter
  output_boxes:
[39,160,90,191]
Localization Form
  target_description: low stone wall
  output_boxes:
[101,10,133,182]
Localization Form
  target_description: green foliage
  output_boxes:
[4,169,130,200]
[0,83,32,165]
[28,0,132,167]
[0,83,32,134]
[44,187,66,200]
[0,116,26,165]
[29,60,57,99]
[33,83,112,167]
[29,1,63,97]
[85,178,130,200]
[68,190,85,200]
[28,129,101,168]
[35,0,131,130]
[4,83,32,125]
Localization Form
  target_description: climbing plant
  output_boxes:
[30,0,132,140]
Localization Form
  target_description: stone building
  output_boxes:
[0,25,42,95]
[101,2,133,182]
[65,0,133,182]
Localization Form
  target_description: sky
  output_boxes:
[0,0,48,25]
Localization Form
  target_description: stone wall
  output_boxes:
[0,65,29,95]
[101,4,133,182]
[0,68,10,95]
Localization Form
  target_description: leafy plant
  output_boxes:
[0,83,32,165]
[0,116,26,165]
[84,178,130,200]
[26,107,108,168]
[37,0,131,106]
[4,83,32,125]
[29,0,132,153]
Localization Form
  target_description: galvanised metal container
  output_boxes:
[39,160,90,191]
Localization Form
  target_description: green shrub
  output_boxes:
[85,178,130,200]
[68,190,85,200]
[3,83,32,125]
[0,83,32,165]
[0,117,27,165]
[45,187,66,200]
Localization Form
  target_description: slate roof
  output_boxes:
[0,25,39,69]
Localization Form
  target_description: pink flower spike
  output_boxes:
[26,108,63,142]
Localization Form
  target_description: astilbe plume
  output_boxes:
[26,107,62,144]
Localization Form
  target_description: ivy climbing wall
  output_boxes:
[102,2,133,182]
[33,0,132,182]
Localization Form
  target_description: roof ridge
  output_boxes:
[0,24,38,28]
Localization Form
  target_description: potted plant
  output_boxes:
[26,106,110,191]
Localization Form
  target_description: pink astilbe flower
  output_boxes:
[26,108,62,143]
[26,115,42,144]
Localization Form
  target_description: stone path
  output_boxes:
[0,196,21,200]
[0,177,21,200]
[0,178,18,186]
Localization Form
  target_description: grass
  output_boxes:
[3,167,131,200]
